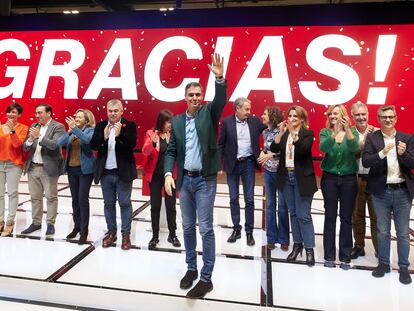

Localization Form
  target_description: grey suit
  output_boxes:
[23,120,65,225]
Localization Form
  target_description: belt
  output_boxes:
[358,174,368,179]
[287,167,295,172]
[183,169,203,177]
[104,168,119,175]
[237,156,252,162]
[386,182,406,190]
[31,162,43,167]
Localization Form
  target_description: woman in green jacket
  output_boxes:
[320,104,359,269]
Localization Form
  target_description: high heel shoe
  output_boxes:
[287,243,303,261]
[305,248,315,267]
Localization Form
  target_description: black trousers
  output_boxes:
[149,173,177,237]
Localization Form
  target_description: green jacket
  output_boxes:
[164,81,227,190]
[320,127,359,175]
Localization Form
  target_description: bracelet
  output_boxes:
[215,76,224,80]
[10,130,16,134]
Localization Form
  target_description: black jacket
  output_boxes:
[90,118,137,184]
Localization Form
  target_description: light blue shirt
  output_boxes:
[184,113,202,171]
[236,116,252,159]
[105,126,118,169]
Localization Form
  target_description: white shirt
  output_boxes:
[356,127,370,175]
[26,119,52,164]
[378,130,405,184]
[285,133,295,168]
[105,125,118,169]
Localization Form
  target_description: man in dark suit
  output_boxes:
[91,99,137,250]
[362,105,414,285]
[164,53,226,299]
[21,104,65,236]
[218,97,266,246]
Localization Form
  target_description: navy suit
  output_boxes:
[218,115,266,233]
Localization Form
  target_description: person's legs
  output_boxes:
[264,169,277,244]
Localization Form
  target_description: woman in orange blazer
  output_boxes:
[0,103,29,236]
[142,109,181,249]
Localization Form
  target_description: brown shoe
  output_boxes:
[121,234,131,250]
[0,222,4,233]
[1,224,14,237]
[102,231,117,248]
[281,244,289,251]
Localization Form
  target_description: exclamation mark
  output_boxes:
[366,35,397,105]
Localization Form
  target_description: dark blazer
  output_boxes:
[90,118,137,184]
[270,128,318,197]
[362,130,414,199]
[164,80,227,191]
[23,119,65,177]
[218,115,266,173]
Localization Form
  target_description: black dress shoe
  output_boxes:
[46,224,55,236]
[305,248,315,267]
[78,232,88,244]
[372,263,391,278]
[186,280,213,299]
[246,233,255,246]
[180,270,198,289]
[267,243,275,250]
[66,228,80,239]
[399,268,412,284]
[350,246,365,259]
[168,235,181,247]
[227,229,241,243]
[21,223,41,234]
[148,237,159,250]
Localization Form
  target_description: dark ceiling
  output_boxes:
[4,0,411,15]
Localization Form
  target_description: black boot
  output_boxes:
[305,248,315,267]
[287,243,303,262]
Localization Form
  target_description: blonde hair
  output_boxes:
[75,109,96,128]
[325,105,349,129]
[287,105,309,129]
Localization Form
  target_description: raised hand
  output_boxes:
[382,143,395,156]
[29,126,40,140]
[152,130,158,143]
[207,53,224,78]
[397,141,406,156]
[65,116,76,132]
[113,122,122,137]
[104,124,111,140]
[5,119,17,131]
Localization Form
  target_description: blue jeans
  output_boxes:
[283,171,315,248]
[227,158,255,233]
[372,187,412,268]
[264,169,290,245]
[100,172,133,235]
[321,172,357,262]
[67,166,93,234]
[179,175,217,282]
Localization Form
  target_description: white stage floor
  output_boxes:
[0,176,413,311]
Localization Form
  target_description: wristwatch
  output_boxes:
[10,130,16,134]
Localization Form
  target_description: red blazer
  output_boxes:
[142,129,176,195]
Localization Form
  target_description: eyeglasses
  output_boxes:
[379,115,396,120]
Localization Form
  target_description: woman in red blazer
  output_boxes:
[142,109,181,249]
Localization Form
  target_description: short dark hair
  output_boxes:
[155,109,174,132]
[6,103,23,114]
[185,82,203,95]
[265,106,283,128]
[35,103,52,114]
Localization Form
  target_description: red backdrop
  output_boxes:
[1,24,414,157]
